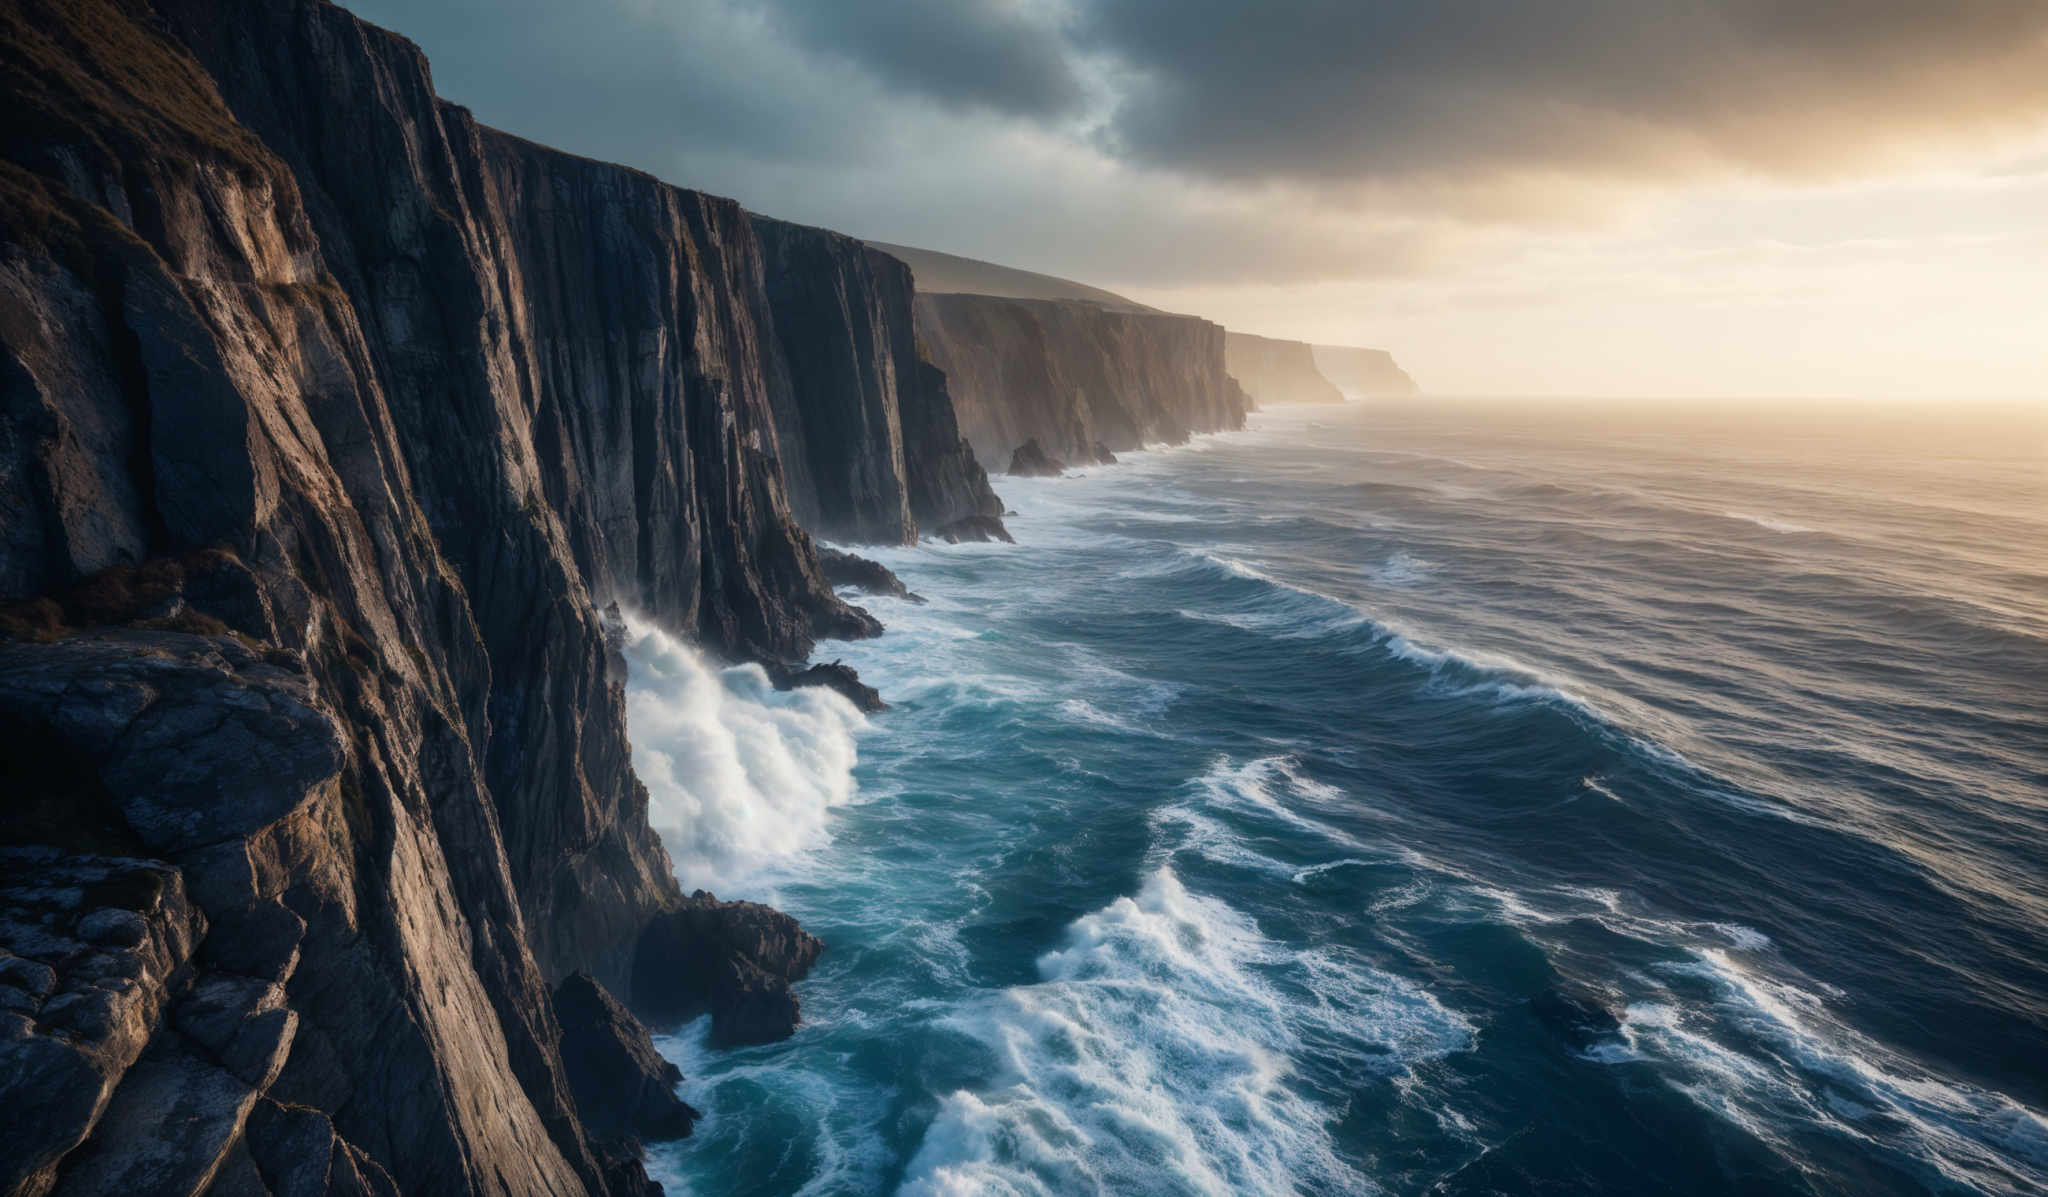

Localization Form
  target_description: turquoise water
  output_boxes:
[638,399,2047,1196]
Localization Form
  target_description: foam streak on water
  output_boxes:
[640,399,2048,1196]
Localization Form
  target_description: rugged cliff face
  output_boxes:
[915,294,1250,472]
[1312,344,1420,397]
[1224,331,1346,406]
[750,218,1004,544]
[0,0,915,1192]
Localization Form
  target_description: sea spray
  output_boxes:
[899,867,1470,1196]
[621,615,866,890]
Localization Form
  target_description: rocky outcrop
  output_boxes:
[766,658,887,713]
[932,515,1014,544]
[1225,331,1346,406]
[631,895,825,1047]
[752,217,1007,545]
[0,0,986,1191]
[1007,439,1065,477]
[816,547,923,604]
[1311,343,1420,397]
[553,973,699,1146]
[0,851,207,1197]
[914,294,1250,472]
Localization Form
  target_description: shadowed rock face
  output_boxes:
[553,972,700,1151]
[632,895,826,1047]
[816,547,924,604]
[914,294,1250,471]
[1225,331,1346,406]
[0,0,981,1191]
[1007,439,1066,477]
[752,217,1008,545]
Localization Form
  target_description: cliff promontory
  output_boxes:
[1224,331,1346,406]
[914,294,1250,472]
[751,218,1006,544]
[1312,343,1420,397]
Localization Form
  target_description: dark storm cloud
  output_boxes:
[1077,0,2048,184]
[344,0,2048,288]
[348,0,868,171]
[365,0,2048,198]
[763,0,1084,118]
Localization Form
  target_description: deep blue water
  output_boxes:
[634,398,2048,1196]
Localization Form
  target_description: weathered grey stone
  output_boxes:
[173,976,297,1088]
[0,853,202,1197]
[239,1099,401,1197]
[0,636,345,857]
[53,1033,263,1197]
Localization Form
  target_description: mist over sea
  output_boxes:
[635,398,2047,1196]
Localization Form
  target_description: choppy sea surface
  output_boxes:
[633,398,2048,1196]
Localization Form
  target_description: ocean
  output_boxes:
[630,398,2047,1196]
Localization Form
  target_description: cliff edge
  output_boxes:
[914,294,1250,472]
[0,0,926,1192]
[1224,331,1346,406]
[1313,343,1420,397]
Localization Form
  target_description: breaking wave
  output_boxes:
[620,615,866,890]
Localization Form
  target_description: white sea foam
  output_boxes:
[1723,510,1815,534]
[899,867,1472,1196]
[1185,547,1622,723]
[1368,551,1433,588]
[1641,950,2048,1193]
[621,615,866,890]
[648,1019,895,1197]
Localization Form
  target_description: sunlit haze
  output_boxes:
[351,0,2048,399]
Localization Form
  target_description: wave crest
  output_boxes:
[621,615,866,890]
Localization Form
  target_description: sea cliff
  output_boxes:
[1312,343,1420,397]
[750,217,1005,545]
[1224,331,1346,406]
[914,294,1250,472]
[0,0,970,1192]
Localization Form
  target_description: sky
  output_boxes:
[349,0,2048,399]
